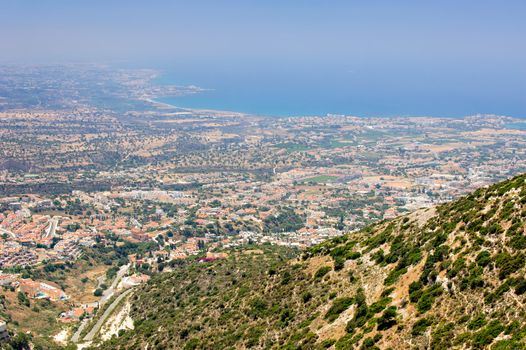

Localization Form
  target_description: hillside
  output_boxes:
[96,174,526,350]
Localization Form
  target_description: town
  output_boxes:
[1,64,526,348]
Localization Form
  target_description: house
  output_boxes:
[131,229,150,242]
[205,252,228,260]
[121,274,150,288]
[0,274,16,287]
[18,279,68,301]
[60,306,95,322]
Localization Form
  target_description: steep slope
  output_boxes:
[97,174,526,350]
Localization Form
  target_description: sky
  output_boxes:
[0,0,525,116]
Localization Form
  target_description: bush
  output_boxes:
[377,306,398,330]
[314,266,331,279]
[325,297,354,322]
[408,281,423,303]
[430,322,455,349]
[384,267,407,286]
[302,291,312,303]
[368,297,391,315]
[416,284,442,313]
[320,339,336,348]
[447,258,466,278]
[412,317,433,336]
[249,297,268,318]
[17,291,30,307]
[348,252,361,260]
[476,251,491,267]
[346,289,369,332]
[365,224,394,250]
[515,279,526,295]
[281,271,291,285]
[94,288,103,297]
[495,252,525,279]
[468,314,487,330]
[472,320,504,349]
[184,338,200,350]
[509,235,526,250]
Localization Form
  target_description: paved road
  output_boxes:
[83,288,134,342]
[100,264,129,305]
[43,218,58,239]
[70,264,129,343]
[70,319,88,343]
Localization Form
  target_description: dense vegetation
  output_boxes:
[97,174,526,349]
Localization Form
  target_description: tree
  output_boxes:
[17,292,30,307]
[9,332,31,350]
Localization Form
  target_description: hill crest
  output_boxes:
[97,174,526,350]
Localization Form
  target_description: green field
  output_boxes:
[303,175,338,183]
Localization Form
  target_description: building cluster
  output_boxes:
[0,272,68,301]
[0,197,99,268]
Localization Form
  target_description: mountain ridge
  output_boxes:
[95,174,526,350]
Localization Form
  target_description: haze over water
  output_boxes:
[155,61,526,118]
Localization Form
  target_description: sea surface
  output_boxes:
[151,64,525,118]
[505,122,526,130]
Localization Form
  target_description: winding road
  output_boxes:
[83,288,134,342]
[70,264,130,343]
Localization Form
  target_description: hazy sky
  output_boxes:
[1,0,524,64]
[1,0,525,116]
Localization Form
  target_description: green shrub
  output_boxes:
[472,320,504,349]
[17,291,30,307]
[315,266,332,279]
[377,306,398,330]
[184,338,200,350]
[409,281,424,302]
[416,284,443,313]
[476,251,491,267]
[495,253,525,279]
[249,297,268,318]
[346,289,369,332]
[320,339,336,348]
[430,322,455,349]
[468,314,487,330]
[384,267,407,286]
[412,317,433,336]
[509,235,526,250]
[447,258,466,278]
[325,297,354,322]
[515,279,526,295]
[302,291,313,303]
[368,297,391,315]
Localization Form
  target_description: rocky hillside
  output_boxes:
[97,174,526,350]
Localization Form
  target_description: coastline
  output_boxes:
[143,97,250,117]
[144,97,520,123]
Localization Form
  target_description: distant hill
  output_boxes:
[97,174,526,349]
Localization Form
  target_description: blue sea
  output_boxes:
[151,63,525,118]
[505,122,526,130]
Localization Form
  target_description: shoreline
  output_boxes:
[143,97,251,117]
[144,97,519,122]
